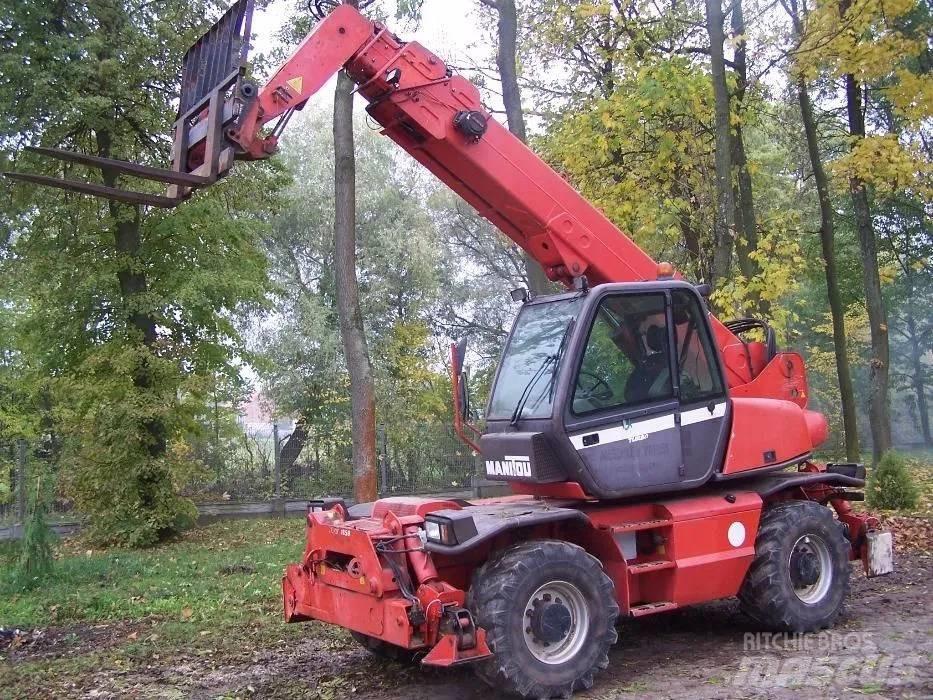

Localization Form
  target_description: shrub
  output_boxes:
[16,473,55,589]
[57,343,200,547]
[867,450,920,511]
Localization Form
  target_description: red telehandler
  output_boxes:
[5,2,894,697]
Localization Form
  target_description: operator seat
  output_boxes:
[624,325,671,403]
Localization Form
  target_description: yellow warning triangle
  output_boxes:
[286,76,303,94]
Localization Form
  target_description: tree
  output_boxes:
[0,0,277,544]
[783,0,861,460]
[845,69,893,461]
[332,55,379,501]
[541,58,719,281]
[477,0,551,295]
[704,0,737,285]
[729,0,765,310]
[796,0,931,458]
[258,105,448,496]
[879,197,932,446]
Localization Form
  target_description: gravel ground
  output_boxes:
[3,550,930,699]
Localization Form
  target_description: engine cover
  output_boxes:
[479,431,567,483]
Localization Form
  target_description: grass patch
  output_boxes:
[0,517,307,629]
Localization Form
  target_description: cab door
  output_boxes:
[562,291,684,493]
[670,289,730,481]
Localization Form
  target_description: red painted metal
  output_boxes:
[421,629,493,667]
[202,5,760,388]
[284,490,767,658]
[722,397,814,475]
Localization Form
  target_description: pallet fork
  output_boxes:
[4,0,255,207]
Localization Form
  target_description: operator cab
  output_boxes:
[481,281,731,500]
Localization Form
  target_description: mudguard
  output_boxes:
[424,501,588,555]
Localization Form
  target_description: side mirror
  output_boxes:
[450,337,481,452]
[459,368,471,420]
[453,336,470,418]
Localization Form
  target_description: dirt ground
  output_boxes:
[3,551,931,699]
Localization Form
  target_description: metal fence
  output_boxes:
[184,423,480,503]
[0,440,74,528]
[1,424,481,529]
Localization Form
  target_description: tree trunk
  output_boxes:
[280,420,309,488]
[333,66,378,502]
[905,276,932,445]
[729,0,764,313]
[705,0,735,286]
[796,76,861,460]
[845,72,892,462]
[487,0,550,295]
[96,129,166,462]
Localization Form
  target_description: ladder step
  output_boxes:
[627,560,675,575]
[629,601,678,617]
[611,518,673,533]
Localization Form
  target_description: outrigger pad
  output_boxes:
[864,530,894,577]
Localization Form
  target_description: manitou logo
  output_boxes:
[485,455,532,477]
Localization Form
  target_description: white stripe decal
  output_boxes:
[569,402,726,451]
[681,402,727,426]
[570,414,676,450]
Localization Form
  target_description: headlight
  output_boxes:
[424,512,478,547]
[425,519,442,543]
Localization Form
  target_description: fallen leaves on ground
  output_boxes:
[878,515,932,555]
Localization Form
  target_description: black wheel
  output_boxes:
[467,540,619,699]
[739,501,850,632]
[349,631,418,663]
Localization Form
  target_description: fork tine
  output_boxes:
[3,172,181,208]
[24,147,210,187]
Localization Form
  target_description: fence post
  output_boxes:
[378,426,389,496]
[15,439,27,523]
[271,422,285,517]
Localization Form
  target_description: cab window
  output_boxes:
[572,293,673,415]
[671,290,725,403]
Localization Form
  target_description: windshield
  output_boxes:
[487,296,584,420]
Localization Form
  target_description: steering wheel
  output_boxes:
[576,370,614,402]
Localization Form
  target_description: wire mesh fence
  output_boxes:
[184,423,480,503]
[1,424,481,530]
[0,440,74,528]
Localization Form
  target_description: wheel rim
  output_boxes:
[789,534,833,604]
[522,580,590,665]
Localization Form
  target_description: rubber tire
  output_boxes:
[739,501,850,632]
[350,631,418,663]
[467,540,619,699]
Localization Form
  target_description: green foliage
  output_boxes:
[541,58,717,279]
[257,108,450,453]
[0,0,281,546]
[796,0,931,199]
[0,518,306,627]
[56,344,202,547]
[867,450,920,511]
[15,470,56,590]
